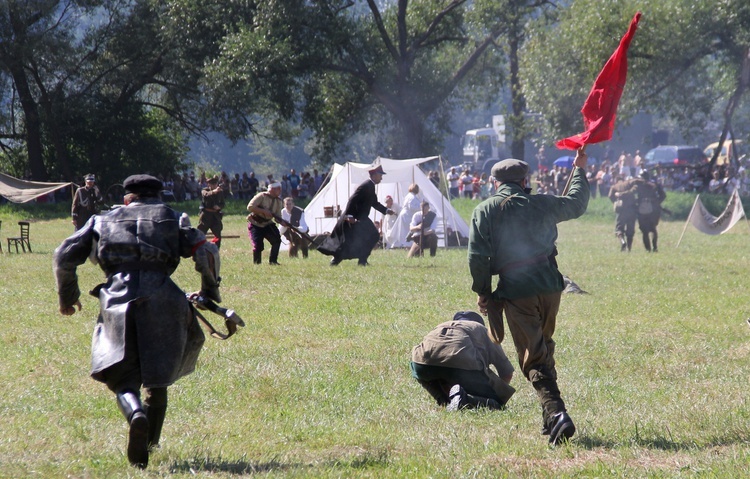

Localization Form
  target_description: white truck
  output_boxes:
[462,127,500,164]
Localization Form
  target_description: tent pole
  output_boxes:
[676,194,700,248]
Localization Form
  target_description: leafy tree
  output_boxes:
[521,0,750,158]
[0,0,218,184]
[200,0,533,164]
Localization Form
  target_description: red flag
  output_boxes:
[556,12,642,150]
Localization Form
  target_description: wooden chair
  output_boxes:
[7,221,31,253]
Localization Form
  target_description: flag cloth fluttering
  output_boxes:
[556,12,642,150]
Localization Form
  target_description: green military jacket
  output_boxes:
[468,167,590,300]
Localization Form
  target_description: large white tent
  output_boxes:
[304,156,470,248]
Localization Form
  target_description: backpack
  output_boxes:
[638,198,654,215]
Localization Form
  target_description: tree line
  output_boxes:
[1,0,749,188]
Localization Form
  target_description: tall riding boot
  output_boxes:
[532,378,575,445]
[116,390,149,469]
[642,233,651,252]
[253,250,262,264]
[143,387,168,451]
[626,236,633,252]
[651,233,658,252]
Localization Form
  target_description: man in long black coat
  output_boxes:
[319,164,395,266]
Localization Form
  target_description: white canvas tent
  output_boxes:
[0,172,72,203]
[304,156,470,247]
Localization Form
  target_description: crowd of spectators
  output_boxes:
[158,168,328,203]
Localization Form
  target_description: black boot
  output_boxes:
[547,411,576,445]
[253,250,262,264]
[643,233,651,252]
[446,384,503,411]
[652,234,658,252]
[143,387,168,451]
[116,390,149,469]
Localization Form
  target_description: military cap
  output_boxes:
[369,165,386,175]
[640,170,651,180]
[123,174,162,194]
[491,159,529,182]
[452,311,485,326]
[84,174,96,181]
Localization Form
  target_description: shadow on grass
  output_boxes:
[577,429,750,451]
[170,457,303,474]
[169,449,390,474]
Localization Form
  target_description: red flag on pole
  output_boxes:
[556,12,642,150]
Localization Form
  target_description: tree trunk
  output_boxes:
[703,47,750,188]
[508,22,526,162]
[8,61,47,180]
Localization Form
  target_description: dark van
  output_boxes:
[643,145,706,168]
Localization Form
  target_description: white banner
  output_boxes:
[689,189,746,235]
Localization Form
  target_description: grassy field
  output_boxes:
[1,194,749,478]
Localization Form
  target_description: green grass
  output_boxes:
[1,194,750,477]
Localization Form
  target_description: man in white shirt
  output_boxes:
[407,201,438,258]
[279,197,310,258]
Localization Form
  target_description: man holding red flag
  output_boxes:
[468,13,641,446]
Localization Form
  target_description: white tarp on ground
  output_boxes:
[0,172,72,203]
[304,156,470,247]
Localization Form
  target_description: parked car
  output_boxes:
[703,139,744,165]
[643,145,706,168]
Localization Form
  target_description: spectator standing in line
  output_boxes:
[230,174,240,199]
[72,174,104,230]
[479,173,493,199]
[447,167,460,199]
[246,182,284,265]
[411,311,515,410]
[297,173,310,201]
[197,176,225,249]
[280,197,310,258]
[288,169,301,198]
[406,201,438,258]
[597,165,613,197]
[247,172,260,197]
[313,169,324,195]
[238,172,251,200]
[185,172,200,200]
[468,151,589,446]
[460,169,474,198]
[264,174,275,190]
[586,165,598,198]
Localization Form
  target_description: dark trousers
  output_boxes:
[410,362,514,406]
[248,223,281,263]
[407,233,438,258]
[285,230,309,258]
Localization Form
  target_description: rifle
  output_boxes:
[270,212,325,249]
[187,293,245,340]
